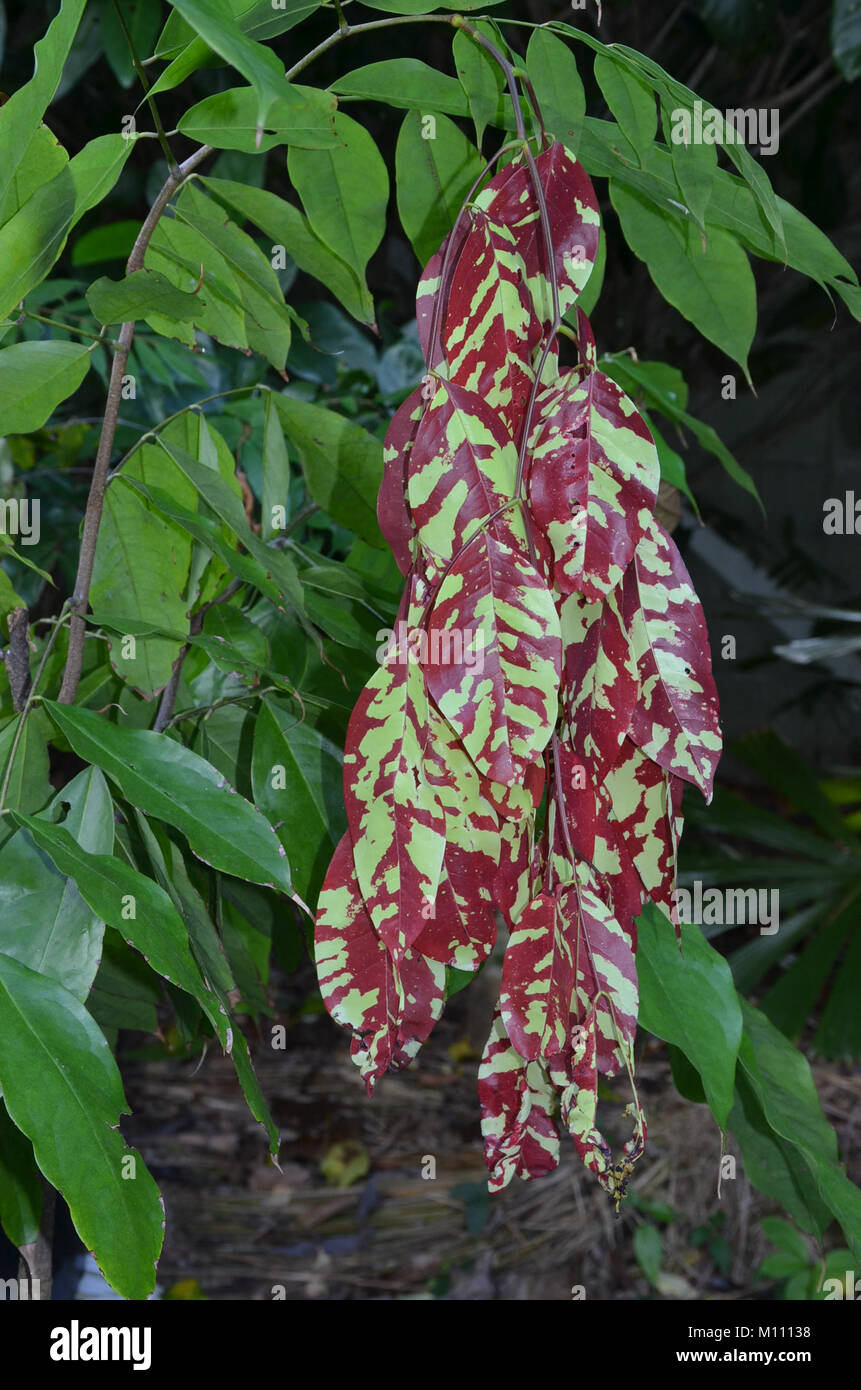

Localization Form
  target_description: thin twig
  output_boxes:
[58,145,213,705]
[0,607,69,813]
[110,0,178,172]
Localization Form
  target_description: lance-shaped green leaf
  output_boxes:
[406,377,523,568]
[423,532,561,786]
[178,83,338,152]
[331,60,470,117]
[200,176,375,327]
[273,394,384,547]
[10,812,222,1020]
[395,111,484,267]
[0,134,134,320]
[624,513,722,801]
[0,767,113,1002]
[251,699,344,905]
[609,181,757,377]
[288,112,388,289]
[43,702,295,898]
[0,1099,42,1249]
[0,952,163,1300]
[593,53,657,166]
[527,366,660,600]
[343,621,447,958]
[0,0,86,218]
[525,29,586,153]
[638,903,742,1128]
[453,23,506,150]
[163,0,288,134]
[86,269,202,324]
[0,341,91,435]
[478,1007,560,1193]
[315,833,444,1092]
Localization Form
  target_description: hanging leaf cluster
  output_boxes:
[315,133,722,1204]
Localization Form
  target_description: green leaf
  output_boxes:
[662,98,717,233]
[272,394,384,547]
[0,1099,42,1249]
[200,175,375,326]
[43,701,296,899]
[0,134,135,321]
[395,111,484,266]
[734,729,859,848]
[0,767,114,1001]
[251,699,344,904]
[525,28,586,153]
[0,341,90,434]
[0,711,53,849]
[814,925,861,1061]
[0,126,70,232]
[633,1223,662,1287]
[610,181,756,377]
[71,219,139,266]
[163,0,288,134]
[330,59,470,118]
[637,905,742,1127]
[91,439,195,697]
[594,52,656,164]
[761,1216,811,1268]
[86,269,202,324]
[151,0,320,91]
[287,111,389,287]
[99,0,162,88]
[453,23,505,150]
[729,1069,833,1239]
[0,0,86,219]
[174,182,292,368]
[833,0,861,80]
[357,0,505,9]
[177,84,338,152]
[0,951,163,1299]
[262,392,290,540]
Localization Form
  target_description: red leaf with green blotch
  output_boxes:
[480,759,545,823]
[623,513,722,800]
[344,591,447,959]
[574,307,597,373]
[414,703,499,970]
[526,367,659,600]
[416,220,471,369]
[494,816,540,933]
[406,377,524,570]
[315,834,445,1093]
[500,890,575,1060]
[604,737,682,928]
[559,870,639,1076]
[443,208,540,442]
[548,1005,646,1197]
[475,143,601,329]
[478,1007,560,1193]
[423,531,561,786]
[377,385,423,574]
[560,587,639,783]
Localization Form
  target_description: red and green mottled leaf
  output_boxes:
[527,367,660,600]
[624,514,722,800]
[604,738,682,926]
[377,386,422,574]
[423,532,561,786]
[561,586,639,782]
[479,1007,560,1193]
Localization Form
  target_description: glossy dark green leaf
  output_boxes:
[0,1099,42,1248]
[86,269,201,324]
[0,951,163,1299]
[0,341,90,434]
[272,395,384,547]
[637,905,742,1127]
[43,701,295,898]
[178,83,338,151]
[251,699,344,903]
[0,767,113,1001]
[395,111,483,266]
[287,112,388,287]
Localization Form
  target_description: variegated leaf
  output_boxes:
[344,591,447,958]
[499,890,574,1060]
[526,367,660,600]
[604,737,682,927]
[624,513,722,800]
[377,385,422,574]
[560,587,639,782]
[423,532,561,786]
[479,1007,560,1193]
[406,378,524,570]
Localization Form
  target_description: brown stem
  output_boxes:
[17,1180,56,1301]
[153,577,244,733]
[58,145,213,705]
